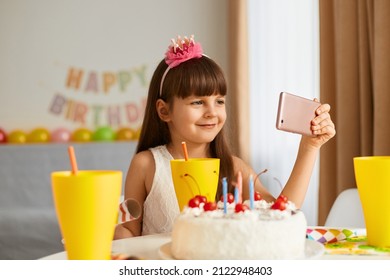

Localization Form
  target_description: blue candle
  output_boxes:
[222,177,228,214]
[249,175,254,210]
[234,187,239,204]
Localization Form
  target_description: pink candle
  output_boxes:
[237,171,243,203]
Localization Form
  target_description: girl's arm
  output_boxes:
[113,151,154,239]
[238,102,335,208]
[275,102,335,208]
[278,141,318,207]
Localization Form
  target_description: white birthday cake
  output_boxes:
[171,193,307,259]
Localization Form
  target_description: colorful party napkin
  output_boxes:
[306,227,390,256]
[324,236,390,256]
[306,227,366,244]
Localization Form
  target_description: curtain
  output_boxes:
[227,0,250,163]
[319,0,390,224]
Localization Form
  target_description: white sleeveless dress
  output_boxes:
[142,145,180,235]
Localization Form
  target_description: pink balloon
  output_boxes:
[0,128,7,144]
[51,128,71,143]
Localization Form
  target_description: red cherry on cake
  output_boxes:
[235,203,249,213]
[188,197,201,208]
[195,195,207,204]
[278,194,288,202]
[271,200,286,210]
[203,201,217,211]
[220,193,234,203]
[229,193,235,203]
[254,191,262,201]
[271,197,286,210]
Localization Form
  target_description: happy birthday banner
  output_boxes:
[0,0,227,144]
[48,65,148,129]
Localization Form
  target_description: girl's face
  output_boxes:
[166,94,226,144]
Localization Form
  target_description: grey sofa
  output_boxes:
[0,142,136,259]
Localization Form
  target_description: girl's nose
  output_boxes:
[204,105,217,118]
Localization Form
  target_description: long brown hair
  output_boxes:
[136,56,235,200]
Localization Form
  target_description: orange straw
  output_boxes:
[181,141,189,161]
[68,145,78,175]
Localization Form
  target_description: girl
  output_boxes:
[114,35,336,239]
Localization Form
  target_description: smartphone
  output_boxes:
[276,92,320,137]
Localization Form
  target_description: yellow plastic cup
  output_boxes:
[354,156,390,247]
[170,158,220,211]
[51,170,122,259]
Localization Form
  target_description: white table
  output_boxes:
[41,233,171,260]
[40,232,390,260]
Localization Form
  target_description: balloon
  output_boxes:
[28,128,50,143]
[116,127,135,141]
[134,127,141,140]
[0,128,7,144]
[93,126,115,141]
[72,128,92,142]
[51,127,71,143]
[8,130,27,144]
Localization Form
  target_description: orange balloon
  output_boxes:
[116,127,135,141]
[28,128,50,143]
[72,128,92,142]
[8,130,27,144]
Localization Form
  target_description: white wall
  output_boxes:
[248,0,320,225]
[0,0,227,132]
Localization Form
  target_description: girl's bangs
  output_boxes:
[172,58,227,99]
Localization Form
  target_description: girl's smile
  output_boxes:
[197,123,217,128]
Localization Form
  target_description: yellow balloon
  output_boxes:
[116,127,135,141]
[72,128,92,142]
[134,127,141,140]
[28,128,50,143]
[8,130,27,144]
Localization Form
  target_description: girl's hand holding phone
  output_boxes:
[305,100,336,149]
[276,92,336,150]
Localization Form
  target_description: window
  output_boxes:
[248,0,319,225]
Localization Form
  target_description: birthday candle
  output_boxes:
[234,187,239,204]
[249,174,254,210]
[237,171,243,203]
[222,177,228,214]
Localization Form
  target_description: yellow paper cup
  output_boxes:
[354,156,390,247]
[170,158,220,211]
[51,170,122,259]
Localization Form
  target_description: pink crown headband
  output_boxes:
[159,35,204,96]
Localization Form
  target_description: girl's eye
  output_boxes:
[217,99,225,105]
[191,100,203,105]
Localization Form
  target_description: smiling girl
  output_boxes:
[114,35,335,239]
